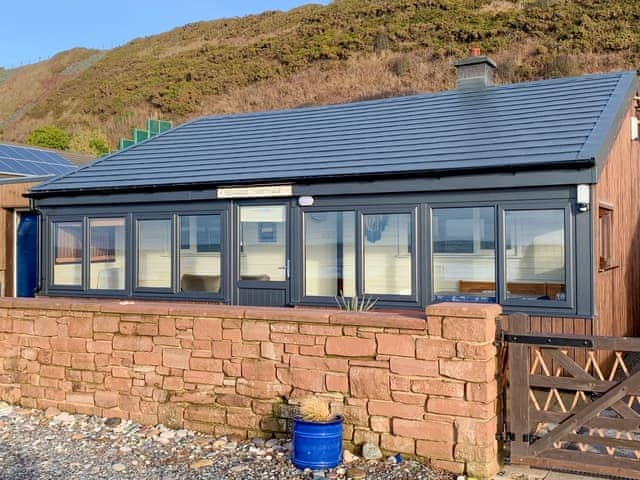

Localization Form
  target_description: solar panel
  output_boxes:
[0,144,76,177]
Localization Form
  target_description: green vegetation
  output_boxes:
[25,126,70,150]
[68,128,110,156]
[2,0,640,147]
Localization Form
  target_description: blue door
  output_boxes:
[17,213,38,297]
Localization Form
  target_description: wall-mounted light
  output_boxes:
[298,196,314,207]
[577,184,590,212]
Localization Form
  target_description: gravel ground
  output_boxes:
[0,402,453,480]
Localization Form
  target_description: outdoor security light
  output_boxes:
[577,184,590,212]
[298,196,314,207]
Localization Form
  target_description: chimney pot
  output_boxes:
[454,52,497,90]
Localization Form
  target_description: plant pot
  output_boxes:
[291,415,344,470]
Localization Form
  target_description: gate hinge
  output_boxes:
[497,432,537,444]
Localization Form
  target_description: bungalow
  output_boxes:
[26,54,640,338]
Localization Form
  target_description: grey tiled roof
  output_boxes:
[31,70,638,195]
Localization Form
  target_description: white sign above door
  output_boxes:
[217,185,293,199]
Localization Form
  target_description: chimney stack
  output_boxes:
[454,47,497,90]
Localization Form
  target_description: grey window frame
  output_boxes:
[297,205,420,308]
[48,216,85,292]
[298,207,357,305]
[427,203,498,304]
[498,202,575,310]
[86,215,129,294]
[176,211,227,301]
[133,215,175,294]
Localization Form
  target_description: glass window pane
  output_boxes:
[240,206,286,282]
[304,211,355,297]
[179,215,222,293]
[432,207,495,302]
[505,209,566,301]
[363,213,412,295]
[137,219,171,288]
[90,218,125,290]
[52,221,82,286]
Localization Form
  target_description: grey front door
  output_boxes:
[236,203,289,306]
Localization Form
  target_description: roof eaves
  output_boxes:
[577,70,638,181]
[28,157,596,198]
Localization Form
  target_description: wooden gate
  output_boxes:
[505,313,640,479]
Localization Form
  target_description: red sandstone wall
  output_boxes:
[0,298,501,478]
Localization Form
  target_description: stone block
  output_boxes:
[455,417,497,446]
[298,324,343,336]
[439,359,495,383]
[235,379,291,399]
[241,321,270,341]
[368,400,424,419]
[389,357,438,377]
[41,365,65,379]
[291,368,324,392]
[68,317,93,338]
[113,335,152,352]
[466,380,498,403]
[190,357,223,372]
[325,373,349,393]
[415,338,455,360]
[380,434,415,455]
[183,370,224,385]
[393,418,454,441]
[93,315,120,333]
[411,379,464,398]
[212,340,232,359]
[134,351,162,366]
[87,341,112,354]
[50,338,87,353]
[442,317,495,343]
[162,349,190,369]
[326,337,376,357]
[427,398,496,419]
[415,440,454,461]
[370,416,390,433]
[376,334,415,357]
[34,317,58,336]
[350,367,390,400]
[193,318,223,340]
[70,353,95,370]
[260,342,283,361]
[241,358,276,381]
[95,390,119,408]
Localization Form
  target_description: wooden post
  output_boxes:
[508,312,531,461]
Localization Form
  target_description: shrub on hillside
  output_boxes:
[69,129,110,157]
[26,126,70,151]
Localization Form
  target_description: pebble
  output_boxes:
[190,459,214,469]
[362,442,383,460]
[348,467,367,479]
[44,407,60,418]
[0,405,452,480]
[104,417,122,427]
[343,449,358,463]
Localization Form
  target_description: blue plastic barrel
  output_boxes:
[291,415,344,469]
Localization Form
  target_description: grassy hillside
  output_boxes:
[1,0,639,150]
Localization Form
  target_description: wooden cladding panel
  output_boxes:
[500,315,593,336]
[594,106,640,338]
